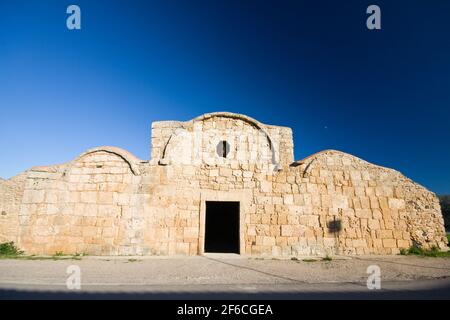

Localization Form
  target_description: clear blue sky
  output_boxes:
[0,1,449,194]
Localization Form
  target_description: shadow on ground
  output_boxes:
[1,285,450,299]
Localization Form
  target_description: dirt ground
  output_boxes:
[0,254,449,299]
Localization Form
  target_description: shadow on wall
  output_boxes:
[327,218,342,234]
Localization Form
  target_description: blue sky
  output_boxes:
[0,1,449,194]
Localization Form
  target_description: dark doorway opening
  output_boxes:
[205,201,240,253]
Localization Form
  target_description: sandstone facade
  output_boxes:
[0,112,447,256]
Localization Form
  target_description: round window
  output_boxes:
[216,140,230,158]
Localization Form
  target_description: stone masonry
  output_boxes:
[0,112,447,256]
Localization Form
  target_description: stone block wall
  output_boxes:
[17,148,146,255]
[0,113,447,257]
[0,174,26,243]
[246,150,447,256]
[150,112,293,168]
[150,120,181,163]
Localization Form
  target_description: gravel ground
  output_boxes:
[0,254,449,299]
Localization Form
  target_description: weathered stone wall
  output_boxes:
[150,112,294,168]
[266,125,294,168]
[0,113,446,256]
[0,174,27,243]
[17,148,147,255]
[278,150,447,255]
[142,149,446,257]
[138,164,202,255]
[150,120,180,163]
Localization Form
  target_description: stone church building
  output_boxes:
[0,112,447,256]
